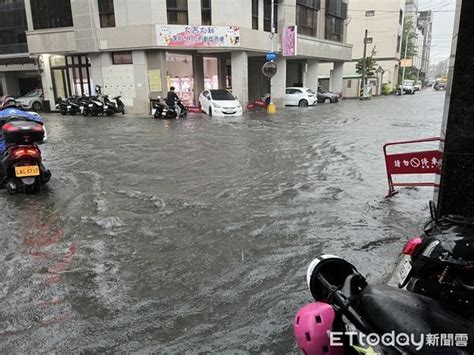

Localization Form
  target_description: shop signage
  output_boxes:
[156,25,240,47]
[282,25,297,57]
[148,69,162,92]
[400,58,413,68]
[266,51,277,62]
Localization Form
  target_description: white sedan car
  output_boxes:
[285,87,317,107]
[199,89,243,116]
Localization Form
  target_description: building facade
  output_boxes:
[18,0,352,113]
[319,0,405,97]
[0,0,40,97]
[418,10,433,82]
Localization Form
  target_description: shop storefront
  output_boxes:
[50,55,92,100]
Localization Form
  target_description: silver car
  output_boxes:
[16,89,43,111]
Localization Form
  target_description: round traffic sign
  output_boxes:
[262,61,277,78]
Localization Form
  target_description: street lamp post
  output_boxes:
[401,30,410,96]
[267,0,277,114]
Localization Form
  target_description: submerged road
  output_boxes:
[0,90,445,353]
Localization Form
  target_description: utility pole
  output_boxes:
[267,0,277,114]
[360,29,368,99]
[401,30,410,96]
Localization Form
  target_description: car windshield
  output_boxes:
[23,90,41,98]
[318,88,326,93]
[403,80,414,86]
[307,89,316,94]
[210,90,235,101]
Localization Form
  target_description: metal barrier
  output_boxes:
[383,137,443,198]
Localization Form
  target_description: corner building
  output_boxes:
[24,0,352,113]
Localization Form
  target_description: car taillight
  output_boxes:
[11,147,40,160]
[402,237,423,256]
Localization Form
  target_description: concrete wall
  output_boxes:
[297,37,352,62]
[89,50,150,114]
[346,0,404,62]
[27,28,76,54]
[212,0,252,28]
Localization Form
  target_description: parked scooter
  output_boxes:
[0,109,51,194]
[55,97,69,115]
[104,94,125,116]
[294,255,474,354]
[397,202,474,319]
[84,95,105,116]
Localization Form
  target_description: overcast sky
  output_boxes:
[418,0,456,64]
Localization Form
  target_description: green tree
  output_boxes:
[399,16,419,82]
[356,48,378,78]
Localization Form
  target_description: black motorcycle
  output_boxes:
[83,95,105,116]
[104,94,125,116]
[55,97,69,115]
[397,203,474,319]
[302,255,474,354]
[153,98,179,119]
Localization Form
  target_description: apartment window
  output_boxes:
[0,0,28,55]
[252,0,258,30]
[296,0,320,37]
[201,0,211,25]
[167,0,188,25]
[112,51,133,65]
[263,0,278,32]
[325,0,347,42]
[98,0,115,28]
[399,9,403,25]
[30,0,73,29]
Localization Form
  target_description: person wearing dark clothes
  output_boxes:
[166,86,181,117]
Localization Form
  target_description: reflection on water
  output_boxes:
[0,91,445,352]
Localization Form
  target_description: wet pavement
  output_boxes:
[0,90,445,353]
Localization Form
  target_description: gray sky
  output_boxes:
[418,0,456,64]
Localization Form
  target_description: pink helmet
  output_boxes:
[294,302,344,355]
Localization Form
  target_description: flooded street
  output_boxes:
[0,90,445,353]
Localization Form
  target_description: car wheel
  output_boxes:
[32,102,42,111]
[324,98,331,104]
[299,99,308,108]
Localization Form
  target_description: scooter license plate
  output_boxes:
[15,165,40,177]
[397,256,412,286]
[88,104,93,107]
[67,105,72,109]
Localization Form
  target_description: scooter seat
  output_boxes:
[358,285,474,354]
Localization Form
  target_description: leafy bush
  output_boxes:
[382,84,393,95]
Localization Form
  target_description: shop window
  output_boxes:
[112,51,133,65]
[263,0,278,33]
[252,0,258,30]
[201,0,211,25]
[31,0,73,30]
[98,0,115,28]
[296,0,320,37]
[167,0,188,25]
[325,0,346,43]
